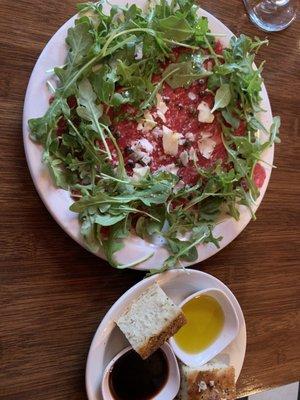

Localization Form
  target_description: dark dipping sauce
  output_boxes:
[108,348,168,400]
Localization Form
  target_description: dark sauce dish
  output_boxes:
[109,348,168,400]
[102,343,180,400]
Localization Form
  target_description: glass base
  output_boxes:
[244,0,296,32]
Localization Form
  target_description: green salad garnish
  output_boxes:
[29,0,280,270]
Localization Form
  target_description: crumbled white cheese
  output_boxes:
[158,163,179,175]
[179,150,189,166]
[162,125,173,135]
[178,134,186,145]
[198,137,216,159]
[156,93,168,123]
[254,130,260,139]
[156,93,168,113]
[134,42,143,60]
[162,126,180,156]
[200,130,213,139]
[186,132,195,142]
[198,381,207,392]
[188,92,197,101]
[141,155,152,165]
[197,101,215,123]
[189,146,198,162]
[152,127,163,138]
[139,138,154,153]
[132,165,149,181]
[137,110,156,132]
[131,138,154,165]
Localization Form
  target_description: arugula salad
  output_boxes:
[29,0,280,270]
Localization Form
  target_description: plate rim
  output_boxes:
[85,268,247,400]
[22,3,274,270]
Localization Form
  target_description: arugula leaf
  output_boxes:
[54,21,94,94]
[70,180,173,213]
[199,197,223,222]
[269,116,281,145]
[66,22,94,67]
[102,219,130,267]
[162,224,220,269]
[162,61,211,89]
[194,17,209,44]
[211,83,231,112]
[91,65,117,104]
[221,109,240,129]
[154,15,193,41]
[76,78,111,158]
[44,156,69,189]
[94,214,126,226]
[80,213,100,252]
[28,97,69,144]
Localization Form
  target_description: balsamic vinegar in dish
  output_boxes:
[108,348,168,400]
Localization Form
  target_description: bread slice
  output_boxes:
[115,283,186,359]
[176,360,236,400]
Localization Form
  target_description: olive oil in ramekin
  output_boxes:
[174,294,224,353]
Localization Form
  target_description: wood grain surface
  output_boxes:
[0,1,299,399]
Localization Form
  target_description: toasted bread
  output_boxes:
[177,360,236,400]
[116,283,186,359]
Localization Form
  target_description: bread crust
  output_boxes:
[138,312,187,359]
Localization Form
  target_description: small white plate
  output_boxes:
[85,269,246,400]
[23,0,274,270]
[169,288,240,368]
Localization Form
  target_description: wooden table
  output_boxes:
[1,0,299,398]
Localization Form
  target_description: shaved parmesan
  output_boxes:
[197,101,214,123]
[198,137,216,159]
[132,165,149,181]
[200,130,213,139]
[162,126,179,156]
[156,93,168,123]
[158,163,179,175]
[189,146,198,162]
[139,138,154,153]
[178,134,186,145]
[188,92,197,101]
[152,127,163,138]
[179,150,189,166]
[137,110,156,132]
[142,155,152,165]
[186,132,195,142]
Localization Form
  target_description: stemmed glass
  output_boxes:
[243,0,297,31]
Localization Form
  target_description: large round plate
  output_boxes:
[23,0,274,270]
[85,269,247,400]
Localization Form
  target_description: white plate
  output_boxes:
[85,269,247,400]
[23,0,274,270]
